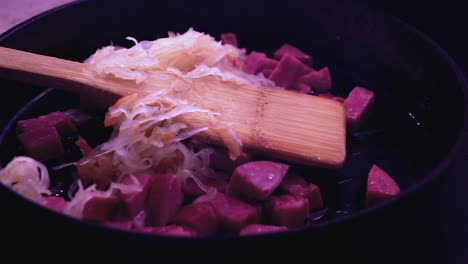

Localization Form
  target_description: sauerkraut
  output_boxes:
[0,29,276,221]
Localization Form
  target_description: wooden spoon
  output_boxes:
[0,46,346,168]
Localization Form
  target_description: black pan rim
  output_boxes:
[0,0,467,241]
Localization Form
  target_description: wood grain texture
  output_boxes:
[0,46,346,168]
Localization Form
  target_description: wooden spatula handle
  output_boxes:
[0,46,346,168]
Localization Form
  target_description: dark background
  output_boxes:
[362,1,468,263]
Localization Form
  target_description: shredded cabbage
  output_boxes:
[0,156,51,203]
[63,177,143,219]
[86,28,273,86]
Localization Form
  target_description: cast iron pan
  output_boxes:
[0,0,466,262]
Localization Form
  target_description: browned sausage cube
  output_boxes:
[344,86,375,131]
[366,164,400,205]
[268,195,309,228]
[17,127,65,161]
[172,203,218,236]
[229,161,289,201]
[240,224,288,236]
[76,153,115,190]
[82,195,119,222]
[146,174,184,226]
[194,192,260,232]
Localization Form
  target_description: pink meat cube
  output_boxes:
[82,195,119,222]
[194,192,260,232]
[273,44,312,65]
[117,174,152,218]
[269,54,310,90]
[240,224,288,236]
[43,196,67,213]
[303,184,324,211]
[17,118,47,133]
[38,112,77,135]
[221,33,238,47]
[297,67,332,92]
[366,164,400,205]
[229,161,289,201]
[243,51,266,74]
[146,174,184,226]
[17,127,65,161]
[268,195,309,228]
[172,203,218,236]
[344,86,375,131]
[279,173,308,194]
[279,174,323,211]
[210,148,252,174]
[182,175,228,200]
[243,51,278,76]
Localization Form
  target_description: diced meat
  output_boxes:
[210,148,252,174]
[268,195,309,228]
[43,196,68,213]
[279,174,323,211]
[76,153,116,190]
[344,86,375,131]
[297,67,332,92]
[17,127,65,161]
[239,224,288,235]
[229,161,289,201]
[182,174,228,200]
[117,174,152,218]
[194,192,260,232]
[279,173,308,194]
[17,118,47,133]
[135,225,197,237]
[172,203,218,236]
[243,51,278,76]
[294,82,312,94]
[221,33,238,47]
[318,93,345,103]
[273,44,312,65]
[302,184,324,211]
[366,164,400,205]
[38,112,77,136]
[146,174,184,226]
[82,195,119,222]
[269,54,310,90]
[243,51,266,74]
[105,220,133,231]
